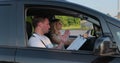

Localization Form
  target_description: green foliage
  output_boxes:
[55,15,81,29]
[26,16,32,23]
[25,16,91,30]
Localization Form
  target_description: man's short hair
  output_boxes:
[32,16,48,28]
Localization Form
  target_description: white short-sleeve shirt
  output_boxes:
[28,33,54,48]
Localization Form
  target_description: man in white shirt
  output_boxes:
[28,16,64,49]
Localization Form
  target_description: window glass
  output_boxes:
[25,6,100,51]
[108,23,120,49]
[55,15,100,51]
[55,15,93,36]
[0,5,16,46]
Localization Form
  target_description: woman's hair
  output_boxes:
[50,19,61,34]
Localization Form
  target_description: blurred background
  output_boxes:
[67,0,120,20]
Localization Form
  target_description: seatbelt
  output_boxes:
[40,39,48,48]
[33,33,48,48]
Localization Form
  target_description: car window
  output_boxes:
[55,15,93,36]
[24,5,102,52]
[108,23,120,50]
[0,4,17,46]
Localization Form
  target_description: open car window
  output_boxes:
[25,5,102,52]
[55,15,93,36]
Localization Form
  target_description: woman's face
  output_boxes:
[56,21,62,30]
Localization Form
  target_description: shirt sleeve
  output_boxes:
[28,36,46,48]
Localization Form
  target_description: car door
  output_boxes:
[0,47,16,63]
[15,47,97,63]
[0,1,17,63]
[15,47,120,63]
[15,0,120,63]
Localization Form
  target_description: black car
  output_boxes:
[0,0,120,63]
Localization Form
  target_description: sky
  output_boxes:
[67,0,118,17]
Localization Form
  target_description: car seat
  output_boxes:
[26,22,32,39]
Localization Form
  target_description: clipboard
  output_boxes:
[67,35,87,50]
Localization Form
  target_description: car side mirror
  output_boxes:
[93,37,118,56]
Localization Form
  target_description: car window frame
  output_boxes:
[22,1,110,55]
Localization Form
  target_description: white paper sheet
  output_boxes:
[67,35,87,50]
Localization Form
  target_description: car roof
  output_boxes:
[0,0,64,1]
[1,0,120,26]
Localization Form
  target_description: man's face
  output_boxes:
[40,18,50,34]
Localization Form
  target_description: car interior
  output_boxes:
[24,5,119,56]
